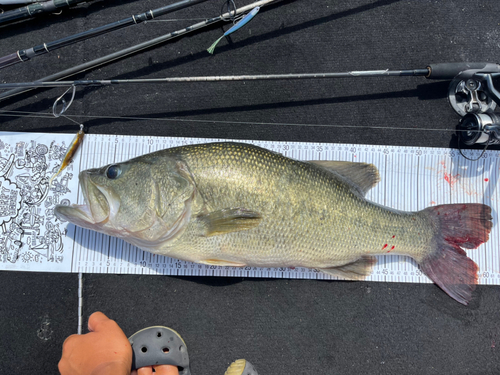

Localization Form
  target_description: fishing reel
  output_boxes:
[449,66,500,146]
[459,112,500,146]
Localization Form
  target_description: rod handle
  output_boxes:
[426,62,500,79]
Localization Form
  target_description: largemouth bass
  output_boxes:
[55,142,492,305]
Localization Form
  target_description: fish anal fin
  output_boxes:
[199,259,246,267]
[309,160,380,196]
[319,256,377,280]
[199,208,262,236]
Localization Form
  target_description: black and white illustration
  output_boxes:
[0,133,78,272]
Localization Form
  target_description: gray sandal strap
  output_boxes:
[128,326,191,375]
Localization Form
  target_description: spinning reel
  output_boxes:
[448,64,500,146]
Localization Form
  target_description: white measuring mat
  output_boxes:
[0,132,498,286]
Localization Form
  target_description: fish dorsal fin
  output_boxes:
[198,208,262,236]
[309,160,380,196]
[319,256,377,280]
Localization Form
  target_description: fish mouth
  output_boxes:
[55,170,117,229]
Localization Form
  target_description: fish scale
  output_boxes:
[167,143,431,266]
[55,142,493,304]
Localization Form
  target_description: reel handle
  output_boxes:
[475,73,500,107]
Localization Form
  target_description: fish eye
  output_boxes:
[105,165,121,179]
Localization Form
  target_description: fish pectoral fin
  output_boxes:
[199,259,247,267]
[198,208,262,236]
[319,256,377,280]
[308,160,380,196]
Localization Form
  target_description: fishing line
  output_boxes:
[0,0,211,69]
[1,107,494,161]
[3,62,499,155]
[0,64,490,119]
[458,132,491,161]
[0,0,280,100]
[0,108,476,133]
[61,113,84,127]
[142,18,208,22]
[220,0,237,21]
[0,110,54,119]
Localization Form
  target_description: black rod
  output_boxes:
[0,0,95,26]
[6,63,500,91]
[4,62,500,100]
[0,0,278,101]
[0,0,210,69]
[0,69,433,90]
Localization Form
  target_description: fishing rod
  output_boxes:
[0,0,94,26]
[0,62,497,106]
[3,62,500,149]
[0,0,210,70]
[2,3,497,153]
[0,1,43,3]
[0,68,436,89]
[0,0,279,101]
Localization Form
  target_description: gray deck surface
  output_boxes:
[1,1,500,374]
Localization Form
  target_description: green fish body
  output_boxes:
[55,142,492,305]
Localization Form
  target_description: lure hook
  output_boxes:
[48,123,85,188]
[52,85,76,117]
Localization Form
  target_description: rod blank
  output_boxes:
[0,69,434,90]
[0,0,93,26]
[0,0,210,69]
[0,0,278,101]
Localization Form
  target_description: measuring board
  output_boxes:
[0,132,498,286]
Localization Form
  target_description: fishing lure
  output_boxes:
[49,124,84,187]
[207,6,260,54]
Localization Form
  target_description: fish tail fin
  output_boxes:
[419,204,492,305]
[207,36,224,54]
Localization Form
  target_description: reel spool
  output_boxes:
[458,113,500,145]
